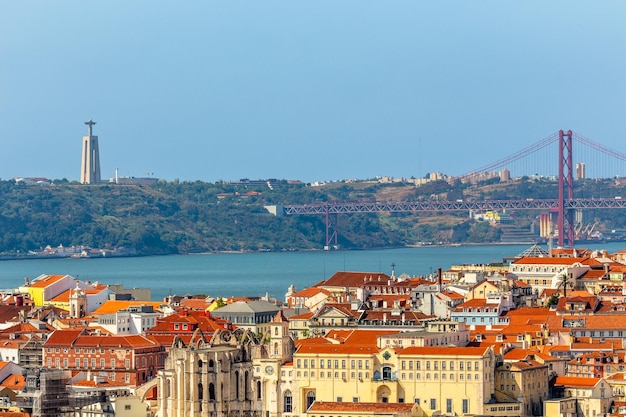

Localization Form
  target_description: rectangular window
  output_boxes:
[409,361,413,370]
[304,359,308,368]
[442,361,446,370]
[401,360,406,370]
[75,358,80,368]
[430,399,436,410]
[91,359,96,368]
[353,397,358,403]
[341,360,346,369]
[334,360,339,368]
[365,360,370,369]
[447,398,452,413]
[358,360,363,369]
[297,359,301,368]
[55,358,60,367]
[125,359,131,368]
[450,361,454,370]
[337,397,342,402]
[111,359,116,368]
[320,360,324,368]
[426,361,431,370]
[415,398,420,404]
[463,399,469,413]
[460,361,464,370]
[475,361,479,371]
[84,358,88,367]
[434,361,438,370]
[351,360,355,368]
[416,361,421,370]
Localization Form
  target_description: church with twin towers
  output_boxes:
[80,119,101,184]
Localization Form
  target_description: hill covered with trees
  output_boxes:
[0,176,625,256]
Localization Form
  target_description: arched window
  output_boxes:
[208,359,215,370]
[198,360,203,371]
[284,390,293,412]
[306,391,316,409]
[166,380,171,398]
[275,327,278,336]
[235,371,240,399]
[256,381,262,400]
[244,371,249,400]
[382,366,392,380]
[209,383,216,401]
[274,342,279,356]
[198,382,203,412]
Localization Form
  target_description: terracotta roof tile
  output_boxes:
[309,401,414,412]
[91,300,165,315]
[320,271,392,288]
[554,376,600,388]
[512,257,589,265]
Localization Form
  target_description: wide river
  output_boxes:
[1,242,624,302]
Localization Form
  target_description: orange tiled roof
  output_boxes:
[0,373,26,390]
[45,329,158,349]
[308,401,414,412]
[180,298,212,310]
[397,346,490,356]
[511,257,589,265]
[50,289,72,303]
[440,290,465,300]
[72,377,129,388]
[90,300,165,315]
[554,376,600,388]
[29,275,67,288]
[503,348,531,361]
[290,311,314,320]
[73,334,157,349]
[297,344,379,355]
[290,287,331,298]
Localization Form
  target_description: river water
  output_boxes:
[1,242,624,302]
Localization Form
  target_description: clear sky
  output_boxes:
[1,2,624,183]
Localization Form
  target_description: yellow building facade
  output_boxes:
[291,342,507,416]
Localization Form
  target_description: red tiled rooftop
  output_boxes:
[554,376,600,388]
[511,257,589,265]
[91,300,165,315]
[321,271,392,288]
[29,275,67,288]
[309,401,414,412]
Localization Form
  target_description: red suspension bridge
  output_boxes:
[274,130,626,248]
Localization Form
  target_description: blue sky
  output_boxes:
[1,2,624,183]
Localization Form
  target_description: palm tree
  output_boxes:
[556,273,571,298]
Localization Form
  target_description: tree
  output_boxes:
[556,272,572,298]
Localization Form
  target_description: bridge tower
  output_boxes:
[557,129,575,247]
[324,202,338,250]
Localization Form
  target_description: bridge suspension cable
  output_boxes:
[458,132,559,181]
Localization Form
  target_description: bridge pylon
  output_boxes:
[557,129,575,247]
[324,202,339,250]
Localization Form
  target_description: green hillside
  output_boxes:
[0,177,625,256]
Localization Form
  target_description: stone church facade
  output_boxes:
[156,312,294,417]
